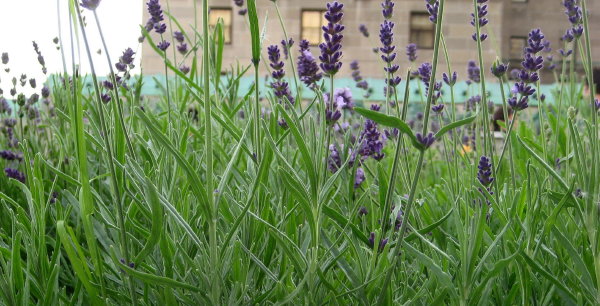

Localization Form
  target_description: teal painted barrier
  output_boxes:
[137,75,562,106]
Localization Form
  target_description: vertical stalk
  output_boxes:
[580,0,599,301]
[472,0,499,204]
[377,1,445,303]
[73,2,134,302]
[92,11,135,156]
[202,0,218,303]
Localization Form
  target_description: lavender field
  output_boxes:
[0,0,599,304]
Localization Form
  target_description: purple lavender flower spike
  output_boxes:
[381,0,394,20]
[278,118,288,129]
[157,41,170,51]
[41,86,50,98]
[358,206,368,217]
[467,61,481,83]
[432,104,444,114]
[470,1,488,41]
[328,144,342,173]
[297,40,322,88]
[281,38,294,59]
[81,0,101,10]
[406,43,418,62]
[0,150,22,162]
[101,93,111,103]
[508,96,529,111]
[5,168,25,183]
[563,0,584,38]
[174,31,185,43]
[595,99,600,112]
[354,167,365,189]
[426,0,440,23]
[177,43,188,54]
[491,61,508,78]
[179,65,190,74]
[319,2,345,76]
[0,98,11,115]
[359,24,370,38]
[477,155,494,186]
[416,132,435,149]
[268,45,295,105]
[418,62,432,83]
[442,72,457,86]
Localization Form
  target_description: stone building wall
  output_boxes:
[141,0,599,84]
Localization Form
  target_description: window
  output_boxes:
[410,13,434,49]
[301,10,326,46]
[509,36,526,59]
[209,8,232,44]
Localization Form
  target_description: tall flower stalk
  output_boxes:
[378,1,445,303]
[74,0,136,301]
[201,0,218,302]
[91,11,135,156]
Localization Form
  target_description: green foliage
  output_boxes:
[0,0,598,304]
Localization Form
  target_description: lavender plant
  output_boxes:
[0,0,598,304]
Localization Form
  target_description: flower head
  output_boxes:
[359,24,370,37]
[268,45,295,105]
[5,168,25,183]
[442,71,457,86]
[157,41,170,51]
[297,40,322,87]
[416,132,435,149]
[477,155,494,186]
[354,167,365,189]
[467,61,481,83]
[174,31,185,43]
[491,61,508,78]
[426,0,440,23]
[319,2,345,76]
[81,0,101,10]
[406,43,418,62]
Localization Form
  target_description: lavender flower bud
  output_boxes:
[319,2,345,76]
[491,61,508,78]
[358,206,368,217]
[354,167,365,189]
[5,168,25,183]
[179,65,190,74]
[80,0,101,11]
[177,43,188,55]
[406,43,418,62]
[174,31,185,43]
[442,72,457,86]
[41,86,50,98]
[381,0,394,19]
[1,53,8,65]
[477,155,494,186]
[359,24,369,37]
[157,41,170,51]
[297,40,322,87]
[416,132,435,149]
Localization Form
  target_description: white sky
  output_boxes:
[0,0,142,96]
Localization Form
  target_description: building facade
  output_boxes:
[141,0,600,84]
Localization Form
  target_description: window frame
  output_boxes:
[300,9,327,46]
[209,7,233,45]
[509,36,527,59]
[409,12,435,50]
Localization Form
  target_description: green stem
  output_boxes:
[92,11,135,156]
[202,0,218,303]
[74,2,134,303]
[377,1,445,303]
